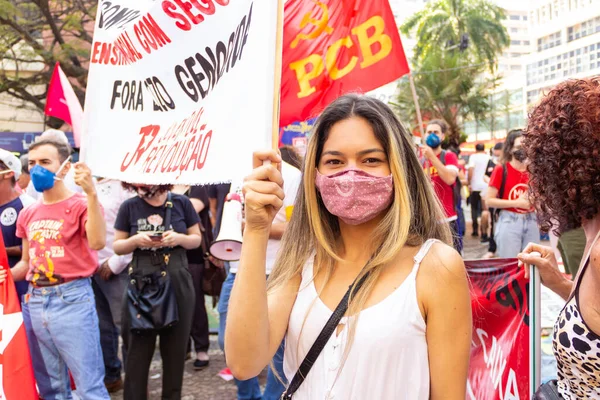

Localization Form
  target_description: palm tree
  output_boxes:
[400,0,509,71]
[393,50,498,144]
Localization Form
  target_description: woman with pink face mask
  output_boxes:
[225,95,472,399]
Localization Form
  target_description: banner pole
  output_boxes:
[529,264,542,397]
[271,0,284,150]
[409,73,425,139]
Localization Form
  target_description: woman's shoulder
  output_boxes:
[415,241,469,319]
[417,241,466,287]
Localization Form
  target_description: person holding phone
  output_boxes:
[113,183,201,400]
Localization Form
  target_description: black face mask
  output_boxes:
[512,149,526,162]
[136,186,161,198]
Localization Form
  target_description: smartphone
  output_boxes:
[150,232,163,242]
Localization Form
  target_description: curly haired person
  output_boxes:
[518,77,600,399]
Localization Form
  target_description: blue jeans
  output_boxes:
[218,272,287,400]
[92,271,128,383]
[22,278,109,400]
[495,210,540,258]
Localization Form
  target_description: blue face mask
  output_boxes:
[425,133,442,148]
[30,157,70,193]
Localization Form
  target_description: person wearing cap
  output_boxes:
[0,149,35,297]
[25,129,83,201]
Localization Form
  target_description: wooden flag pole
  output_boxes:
[409,73,425,139]
[271,0,285,150]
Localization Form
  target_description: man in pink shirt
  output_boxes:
[11,139,109,399]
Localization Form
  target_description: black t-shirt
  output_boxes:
[207,183,230,236]
[114,193,200,245]
[187,186,213,264]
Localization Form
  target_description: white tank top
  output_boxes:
[283,239,437,400]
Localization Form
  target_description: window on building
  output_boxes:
[511,40,521,45]
[510,111,525,128]
[510,90,523,105]
[511,27,518,33]
[568,17,600,42]
[510,14,520,20]
[464,120,477,135]
[511,65,522,71]
[537,32,561,51]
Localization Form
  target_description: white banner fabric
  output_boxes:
[83,0,278,184]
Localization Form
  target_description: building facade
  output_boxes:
[463,0,532,143]
[525,0,600,107]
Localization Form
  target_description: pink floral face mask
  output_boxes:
[315,168,394,225]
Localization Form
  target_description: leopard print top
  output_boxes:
[553,263,600,399]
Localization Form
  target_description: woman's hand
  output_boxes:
[0,268,6,284]
[161,231,183,247]
[517,242,573,300]
[98,261,113,281]
[513,193,532,210]
[242,150,285,233]
[133,232,160,248]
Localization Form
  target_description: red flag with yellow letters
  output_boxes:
[280,0,410,127]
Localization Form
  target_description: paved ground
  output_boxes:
[107,233,491,399]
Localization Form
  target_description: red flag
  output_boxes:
[465,259,529,400]
[0,233,37,399]
[280,0,410,127]
[45,63,84,148]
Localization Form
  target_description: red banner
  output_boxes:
[466,259,529,400]
[0,232,37,399]
[280,0,410,127]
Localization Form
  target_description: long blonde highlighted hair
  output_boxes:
[267,94,451,375]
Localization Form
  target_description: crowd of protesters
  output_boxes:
[0,79,599,399]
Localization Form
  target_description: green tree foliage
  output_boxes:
[400,0,510,72]
[0,0,96,113]
[394,50,498,144]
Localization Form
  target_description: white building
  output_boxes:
[0,56,45,132]
[463,1,533,142]
[524,0,600,107]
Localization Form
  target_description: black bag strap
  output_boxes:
[281,267,371,399]
[498,164,508,199]
[164,192,173,230]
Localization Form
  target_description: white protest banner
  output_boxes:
[83,0,278,184]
